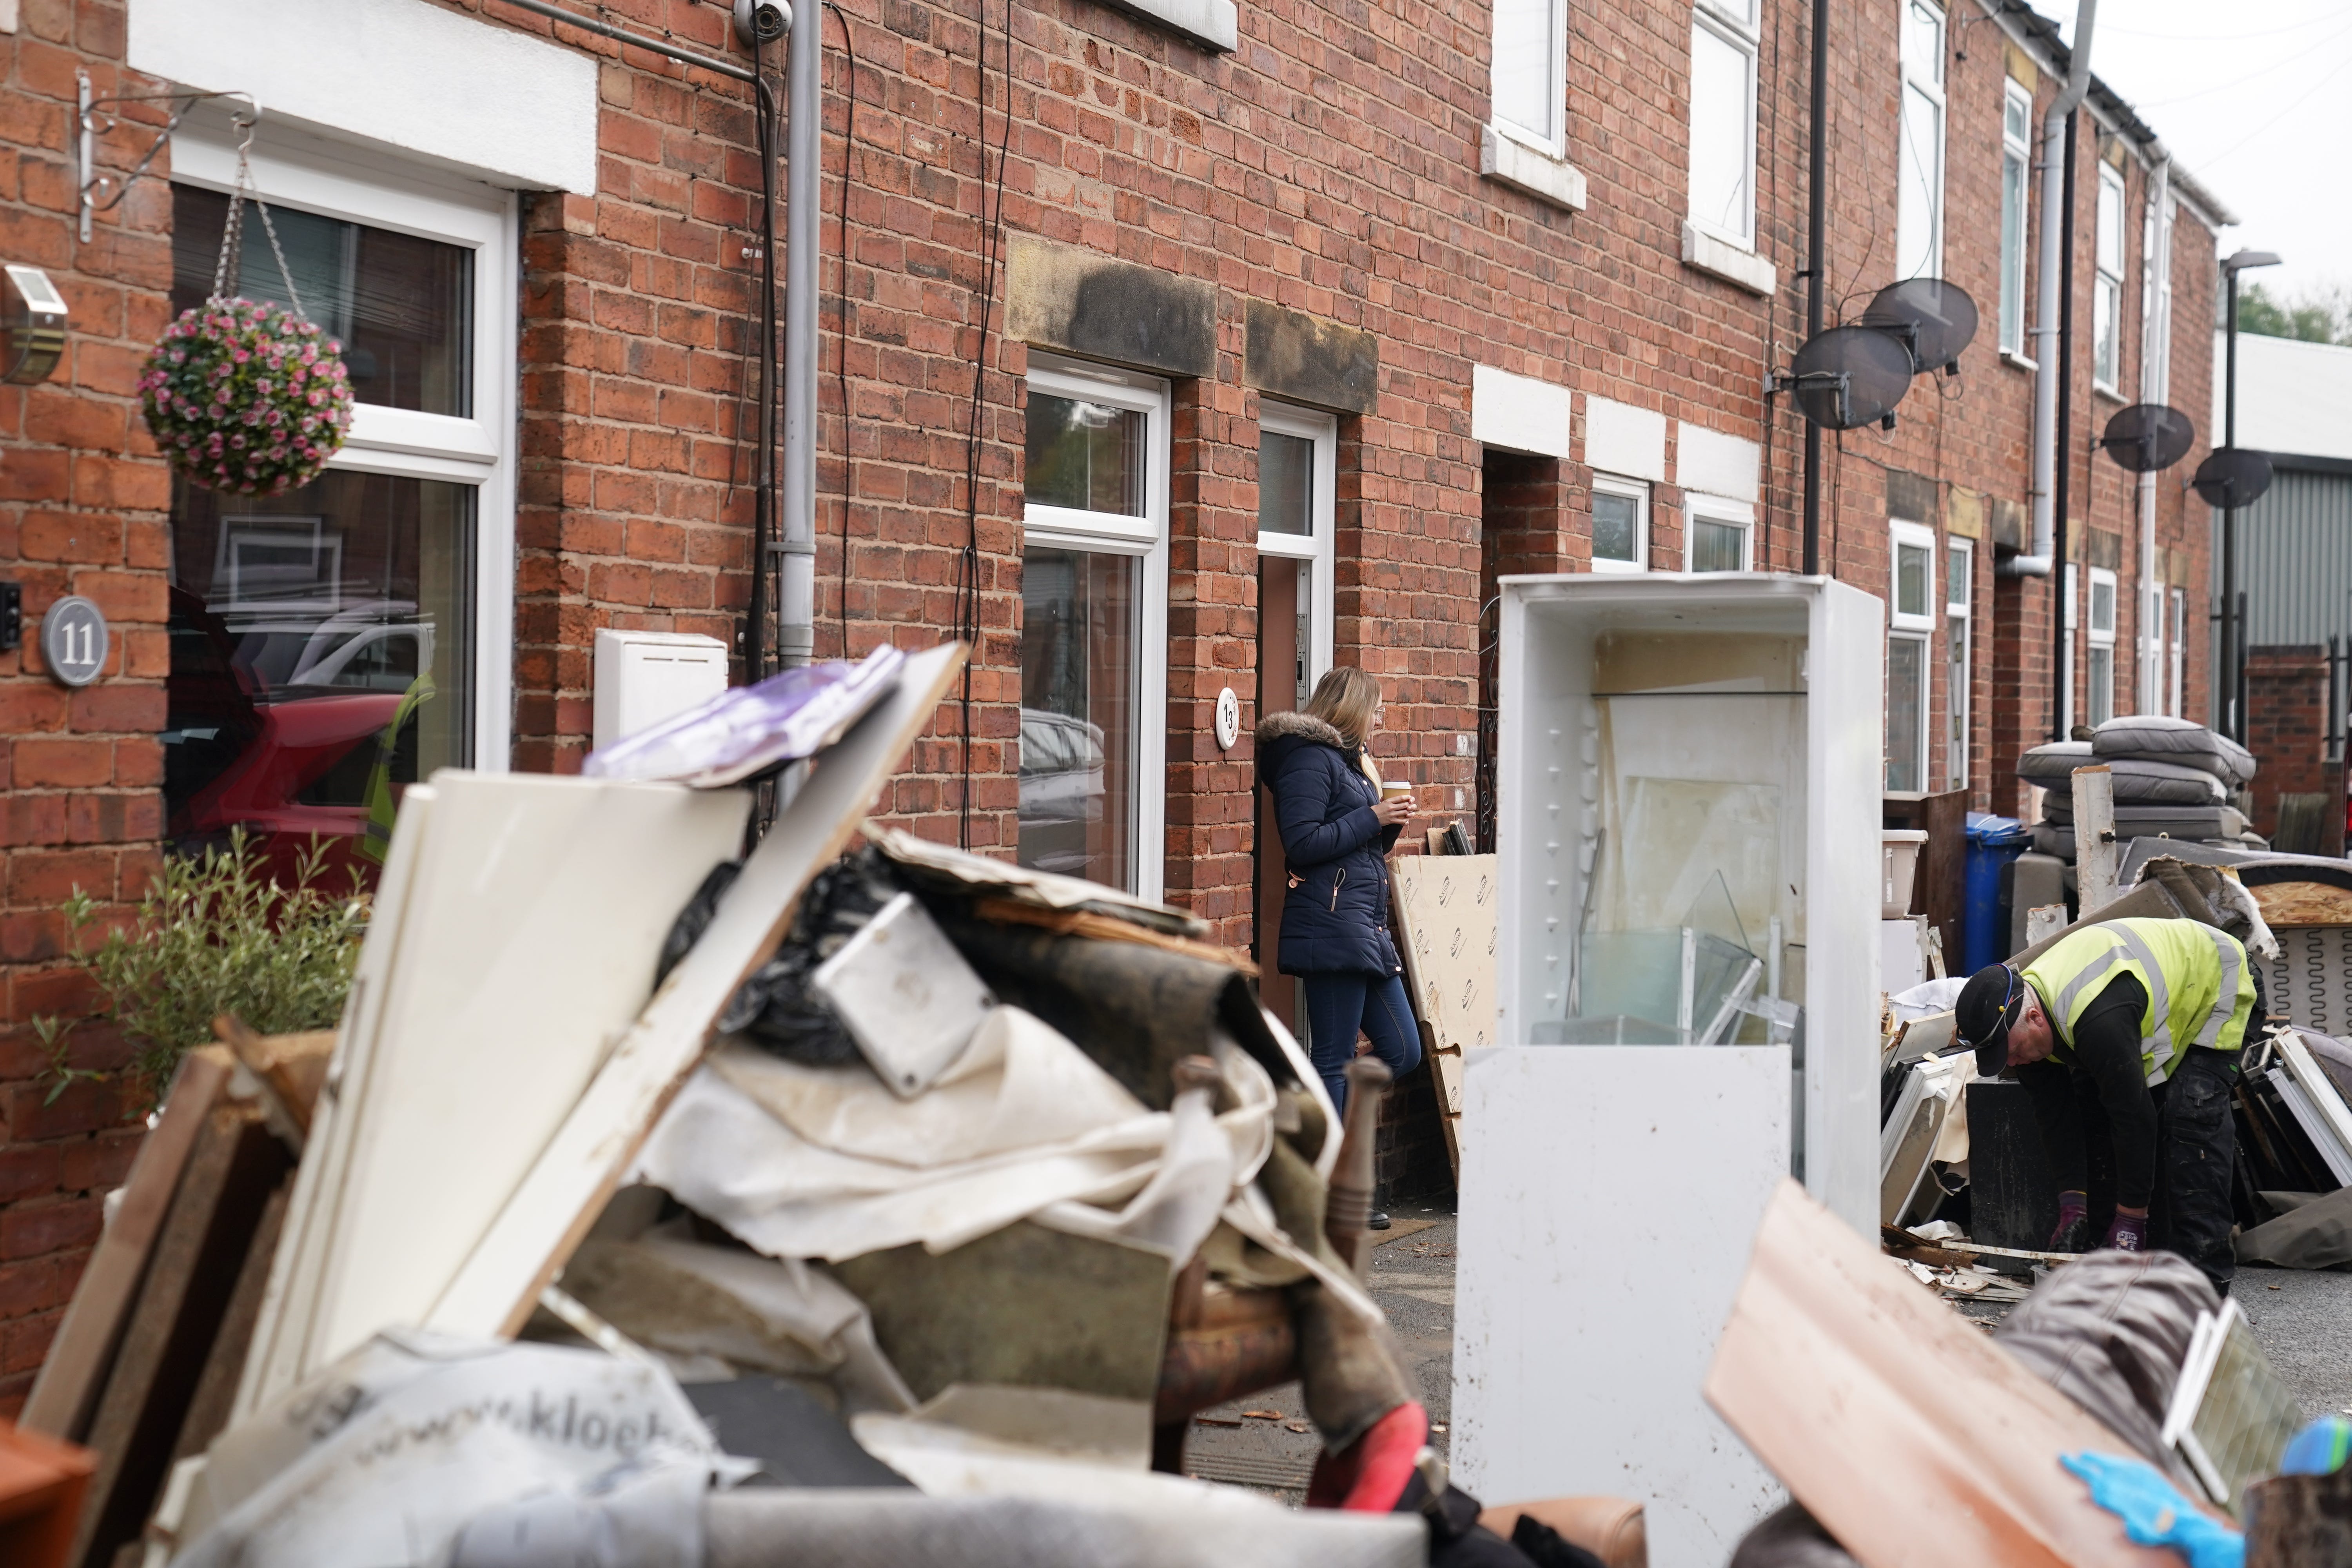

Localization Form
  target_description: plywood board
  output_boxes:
[1454,1044,1790,1568]
[1705,1179,2211,1568]
[301,775,750,1377]
[20,1051,232,1441]
[1392,855,1497,1055]
[425,642,968,1338]
[2251,880,2352,928]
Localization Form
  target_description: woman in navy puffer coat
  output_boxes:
[1257,667,1421,1122]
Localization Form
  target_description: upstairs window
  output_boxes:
[1896,0,1946,281]
[1688,0,1759,249]
[1999,80,2032,357]
[1493,0,1567,152]
[2094,164,2127,392]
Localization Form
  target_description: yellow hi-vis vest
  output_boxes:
[2019,916,2255,1086]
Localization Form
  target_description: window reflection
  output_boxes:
[1025,395,1145,516]
[1018,545,1135,891]
[1258,431,1314,536]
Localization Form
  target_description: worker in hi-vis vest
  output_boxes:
[1953,916,2264,1294]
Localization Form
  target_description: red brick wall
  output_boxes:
[2245,645,2328,840]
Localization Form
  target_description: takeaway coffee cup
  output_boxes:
[1381,781,1415,803]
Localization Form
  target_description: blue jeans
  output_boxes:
[1301,970,1422,1115]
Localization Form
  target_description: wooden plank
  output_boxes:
[970,897,1256,975]
[70,1106,289,1568]
[425,641,969,1338]
[212,1020,333,1141]
[1705,1179,2211,1568]
[163,1177,290,1473]
[2074,766,2120,913]
[232,783,435,1421]
[19,1051,233,1442]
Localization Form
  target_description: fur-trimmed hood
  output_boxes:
[1254,710,1349,750]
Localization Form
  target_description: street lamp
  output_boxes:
[2217,248,2281,741]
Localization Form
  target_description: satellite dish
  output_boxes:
[1858,280,1980,374]
[2192,447,2274,510]
[2100,404,2196,474]
[1786,326,1914,430]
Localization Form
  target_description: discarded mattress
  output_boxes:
[2031,755,2230,807]
[2091,715,2258,787]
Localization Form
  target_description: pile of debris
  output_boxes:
[2017,715,2263,864]
[0,643,1617,1568]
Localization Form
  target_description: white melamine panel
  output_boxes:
[1675,422,1762,503]
[304,774,750,1371]
[1454,1045,1789,1566]
[1472,365,1573,459]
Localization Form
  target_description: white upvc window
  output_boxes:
[1589,474,1651,573]
[2062,563,2078,735]
[1687,0,1759,250]
[1998,80,2033,359]
[1947,538,1973,788]
[1255,401,1337,707]
[2168,586,2186,718]
[1492,0,1568,156]
[164,118,517,884]
[1020,356,1171,902]
[1887,520,1936,792]
[1686,496,1753,573]
[2087,566,2118,727]
[2094,163,2127,393]
[1896,0,1946,281]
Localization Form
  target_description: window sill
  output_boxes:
[1680,223,1777,296]
[2093,381,2126,404]
[2000,348,2038,372]
[1099,0,1236,50]
[1589,557,1647,575]
[1481,125,1588,212]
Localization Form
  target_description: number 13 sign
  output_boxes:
[40,596,109,688]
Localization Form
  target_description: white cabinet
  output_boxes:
[592,629,730,748]
[1455,573,1884,1565]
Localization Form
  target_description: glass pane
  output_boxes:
[1905,0,1944,84]
[1692,518,1746,573]
[172,184,472,417]
[2098,173,2125,273]
[1259,430,1314,536]
[1898,83,1943,280]
[1947,544,1971,608]
[1593,492,1641,563]
[2004,87,2031,147]
[2091,576,2116,632]
[168,472,474,890]
[1947,613,1969,782]
[2089,646,2114,727]
[2000,149,2027,352]
[1019,545,1136,891]
[2095,276,2122,385]
[1896,541,1930,617]
[1887,636,1925,792]
[1025,394,1146,516]
[1688,21,1753,242]
[1493,0,1557,142]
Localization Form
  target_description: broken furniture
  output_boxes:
[1461,573,1883,1566]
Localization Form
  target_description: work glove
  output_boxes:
[2048,1191,2091,1252]
[2103,1211,2149,1252]
[2061,1452,2242,1568]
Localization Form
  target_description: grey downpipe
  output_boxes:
[2136,153,2172,706]
[2001,0,2097,580]
[777,0,820,666]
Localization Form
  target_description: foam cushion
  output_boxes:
[2016,741,2094,787]
[2091,715,2256,785]
[2039,758,2228,809]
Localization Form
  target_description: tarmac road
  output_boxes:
[2236,1261,2352,1420]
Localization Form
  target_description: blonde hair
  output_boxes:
[1304,666,1381,750]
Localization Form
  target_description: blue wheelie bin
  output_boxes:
[1962,813,2032,974]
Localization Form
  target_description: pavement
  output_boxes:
[1177,1207,2352,1504]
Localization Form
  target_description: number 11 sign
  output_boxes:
[40,595,108,688]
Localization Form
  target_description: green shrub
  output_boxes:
[43,831,368,1110]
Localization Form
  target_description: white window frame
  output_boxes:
[172,115,519,773]
[1685,495,1754,573]
[1686,0,1760,250]
[1947,537,1972,788]
[2094,163,2127,394]
[2168,586,2186,717]
[1021,354,1172,904]
[1589,473,1651,574]
[1896,0,1947,281]
[1998,79,2033,361]
[1886,519,1935,793]
[2061,563,2079,734]
[1254,401,1337,706]
[1491,0,1568,158]
[2087,564,2118,727]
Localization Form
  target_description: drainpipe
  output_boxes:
[2136,152,2172,710]
[777,0,820,666]
[2000,0,2098,581]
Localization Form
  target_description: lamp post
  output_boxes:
[2219,248,2281,741]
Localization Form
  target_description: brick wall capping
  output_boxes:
[1243,301,1377,416]
[1005,235,1217,382]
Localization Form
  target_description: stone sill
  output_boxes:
[1680,222,1776,296]
[2001,348,2038,372]
[1481,126,1588,212]
[1100,0,1235,51]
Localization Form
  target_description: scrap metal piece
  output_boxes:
[811,891,994,1098]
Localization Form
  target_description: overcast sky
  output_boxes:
[2051,0,2352,300]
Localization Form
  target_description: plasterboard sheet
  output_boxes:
[1454,1045,1789,1568]
[303,775,749,1373]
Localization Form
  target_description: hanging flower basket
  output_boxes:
[139,299,354,497]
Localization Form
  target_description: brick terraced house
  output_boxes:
[0,0,2226,1401]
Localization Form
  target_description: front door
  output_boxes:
[1255,555,1308,1024]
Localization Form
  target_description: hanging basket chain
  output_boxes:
[209,115,312,325]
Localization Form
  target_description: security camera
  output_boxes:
[735,0,789,44]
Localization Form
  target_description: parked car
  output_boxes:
[1017,706,1106,877]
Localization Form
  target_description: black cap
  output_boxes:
[1955,964,2024,1077]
